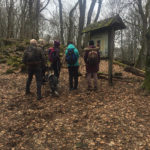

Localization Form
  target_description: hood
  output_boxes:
[54,40,60,47]
[67,44,76,49]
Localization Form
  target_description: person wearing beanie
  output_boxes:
[48,40,61,79]
[84,40,100,91]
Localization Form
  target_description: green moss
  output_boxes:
[7,59,13,65]
[16,43,27,51]
[0,59,7,64]
[5,68,15,74]
[82,15,125,33]
[113,60,127,68]
[12,62,20,68]
[6,56,22,67]
[83,17,114,33]
[76,142,88,148]
[98,71,106,74]
[17,57,22,63]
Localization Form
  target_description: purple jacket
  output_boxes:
[84,46,100,73]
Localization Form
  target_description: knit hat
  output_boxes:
[54,40,60,47]
[89,40,94,46]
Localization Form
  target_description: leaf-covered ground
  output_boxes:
[0,60,150,150]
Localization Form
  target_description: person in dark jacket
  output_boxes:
[65,42,79,91]
[84,40,100,91]
[50,40,61,79]
[23,39,45,100]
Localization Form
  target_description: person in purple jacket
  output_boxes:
[84,40,100,91]
[50,40,61,79]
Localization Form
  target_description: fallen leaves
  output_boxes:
[0,61,150,149]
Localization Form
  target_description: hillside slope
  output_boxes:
[0,60,150,149]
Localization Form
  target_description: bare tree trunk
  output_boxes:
[77,0,86,50]
[135,0,148,69]
[6,0,14,38]
[40,0,50,12]
[143,27,150,91]
[35,0,40,39]
[58,0,64,45]
[0,3,2,37]
[28,0,34,38]
[87,0,96,25]
[20,0,28,39]
[94,0,103,22]
[142,2,150,91]
[67,2,78,43]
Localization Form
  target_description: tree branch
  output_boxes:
[40,0,50,12]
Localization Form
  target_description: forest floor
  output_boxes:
[0,60,150,150]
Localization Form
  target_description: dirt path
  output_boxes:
[0,61,150,149]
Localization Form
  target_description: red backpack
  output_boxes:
[87,50,98,65]
[48,47,57,62]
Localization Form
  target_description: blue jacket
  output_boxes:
[65,44,79,67]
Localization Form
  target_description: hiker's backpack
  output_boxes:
[66,48,77,65]
[25,46,40,64]
[48,47,57,63]
[87,50,98,65]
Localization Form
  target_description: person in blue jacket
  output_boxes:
[65,41,79,91]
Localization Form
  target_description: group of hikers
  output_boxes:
[23,39,100,100]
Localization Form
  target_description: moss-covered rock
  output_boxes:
[6,56,22,69]
[16,43,27,51]
[0,38,18,46]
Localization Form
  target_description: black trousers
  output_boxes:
[68,66,79,89]
[41,64,46,81]
[52,60,61,79]
[26,67,42,98]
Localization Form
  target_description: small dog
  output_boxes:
[48,71,59,96]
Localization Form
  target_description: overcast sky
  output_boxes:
[42,0,109,21]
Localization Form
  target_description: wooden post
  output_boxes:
[108,28,115,85]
